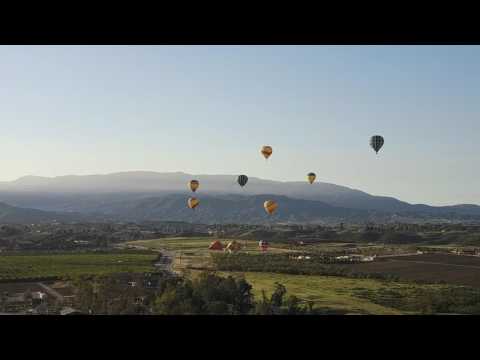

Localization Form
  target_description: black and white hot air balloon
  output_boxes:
[370,135,384,154]
[237,175,248,188]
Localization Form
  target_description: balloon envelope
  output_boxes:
[237,175,248,187]
[263,200,278,215]
[370,135,384,154]
[261,146,273,159]
[187,197,199,209]
[189,180,199,192]
[259,240,269,251]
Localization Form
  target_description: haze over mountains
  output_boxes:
[0,202,96,224]
[0,171,479,224]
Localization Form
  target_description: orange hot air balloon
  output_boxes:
[189,180,199,192]
[188,197,200,210]
[261,146,273,160]
[263,200,278,215]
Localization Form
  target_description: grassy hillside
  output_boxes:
[213,271,452,315]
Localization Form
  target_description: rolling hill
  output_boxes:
[0,171,479,224]
[0,202,93,224]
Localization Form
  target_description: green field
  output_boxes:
[0,252,157,281]
[216,271,449,315]
[127,237,294,253]
[126,237,472,315]
[127,237,295,273]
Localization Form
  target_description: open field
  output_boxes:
[213,271,454,315]
[127,237,292,253]
[127,238,480,288]
[126,237,296,273]
[0,252,157,281]
[124,237,480,314]
[341,254,480,287]
[397,253,480,266]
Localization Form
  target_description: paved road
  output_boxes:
[154,250,176,274]
[37,283,64,302]
[117,244,177,275]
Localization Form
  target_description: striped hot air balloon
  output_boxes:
[261,146,273,160]
[263,200,278,215]
[237,175,248,188]
[189,180,199,192]
[370,135,384,154]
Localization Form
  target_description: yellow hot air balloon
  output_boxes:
[261,146,273,160]
[263,200,278,215]
[189,180,199,192]
[307,172,316,184]
[188,197,200,210]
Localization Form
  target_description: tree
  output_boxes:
[270,283,287,308]
[153,272,254,315]
[284,295,306,314]
[255,290,273,315]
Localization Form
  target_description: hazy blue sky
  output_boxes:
[0,45,479,205]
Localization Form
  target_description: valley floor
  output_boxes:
[126,237,466,315]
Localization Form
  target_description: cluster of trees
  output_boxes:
[254,283,314,315]
[72,273,155,315]
[243,230,427,246]
[0,223,154,252]
[153,272,254,314]
[72,271,318,315]
[330,230,423,244]
[212,253,401,282]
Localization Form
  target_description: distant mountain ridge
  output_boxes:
[97,193,381,224]
[0,171,479,223]
[0,202,96,224]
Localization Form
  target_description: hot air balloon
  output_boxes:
[370,135,384,154]
[189,180,199,192]
[237,175,248,188]
[307,172,316,184]
[261,146,273,160]
[187,197,199,210]
[208,240,224,251]
[225,240,242,253]
[263,200,278,215]
[259,240,269,252]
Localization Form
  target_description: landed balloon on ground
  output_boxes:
[259,240,269,252]
[225,240,242,253]
[370,135,384,154]
[208,240,224,251]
